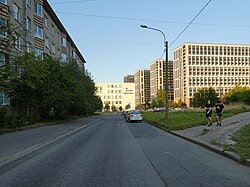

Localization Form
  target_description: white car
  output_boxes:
[127,110,142,123]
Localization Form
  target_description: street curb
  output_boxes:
[144,120,249,167]
[0,116,106,168]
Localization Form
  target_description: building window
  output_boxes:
[72,51,76,58]
[44,16,48,28]
[35,48,43,57]
[0,18,7,37]
[61,37,67,47]
[45,36,49,48]
[26,0,31,7]
[13,4,21,22]
[51,24,55,36]
[0,52,6,66]
[26,17,31,31]
[52,43,55,54]
[0,91,9,106]
[0,0,7,4]
[14,34,21,49]
[61,53,67,61]
[35,2,43,17]
[35,25,43,39]
[26,42,31,52]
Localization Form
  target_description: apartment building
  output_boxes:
[150,58,174,102]
[134,69,150,108]
[95,82,135,111]
[0,0,86,105]
[123,75,134,83]
[173,43,250,106]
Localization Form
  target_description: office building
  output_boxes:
[173,43,250,106]
[134,69,150,108]
[95,82,135,111]
[0,0,86,105]
[150,58,174,102]
[123,75,134,83]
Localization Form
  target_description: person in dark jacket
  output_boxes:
[215,100,224,126]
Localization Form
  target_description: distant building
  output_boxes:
[95,82,135,111]
[173,43,250,106]
[124,75,134,83]
[150,59,174,102]
[134,69,150,109]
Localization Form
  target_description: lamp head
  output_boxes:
[140,25,148,28]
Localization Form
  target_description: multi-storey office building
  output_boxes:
[134,69,150,108]
[123,75,134,83]
[173,43,250,106]
[0,0,86,105]
[150,59,174,102]
[95,82,135,111]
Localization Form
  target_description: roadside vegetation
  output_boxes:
[224,124,250,160]
[142,103,250,131]
[0,53,102,132]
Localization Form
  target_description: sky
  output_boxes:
[47,0,250,83]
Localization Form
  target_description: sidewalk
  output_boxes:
[171,112,250,166]
[0,115,105,168]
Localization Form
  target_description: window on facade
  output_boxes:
[35,48,43,57]
[52,43,56,54]
[35,2,43,17]
[45,16,48,28]
[26,42,31,52]
[61,53,67,61]
[0,52,6,66]
[72,51,77,58]
[0,91,9,106]
[26,17,31,31]
[45,36,49,48]
[61,37,67,47]
[0,18,7,37]
[35,25,43,39]
[51,24,55,36]
[14,34,21,49]
[26,0,31,7]
[0,0,7,4]
[13,4,21,22]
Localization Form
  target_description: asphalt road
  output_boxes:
[0,115,250,187]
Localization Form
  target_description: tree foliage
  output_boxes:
[192,87,218,107]
[0,53,102,127]
[223,85,250,105]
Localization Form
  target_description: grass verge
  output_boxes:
[142,104,250,131]
[225,124,250,160]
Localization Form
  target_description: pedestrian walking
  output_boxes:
[215,100,224,126]
[205,100,212,126]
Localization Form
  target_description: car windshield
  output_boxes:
[131,111,140,114]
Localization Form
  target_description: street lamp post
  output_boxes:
[140,25,168,118]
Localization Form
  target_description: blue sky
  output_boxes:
[48,0,250,83]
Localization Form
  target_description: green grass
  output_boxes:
[142,104,250,131]
[226,124,250,160]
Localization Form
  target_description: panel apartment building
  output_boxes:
[134,69,150,109]
[95,82,135,111]
[150,58,174,102]
[173,43,250,106]
[0,0,86,105]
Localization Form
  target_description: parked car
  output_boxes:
[127,110,142,123]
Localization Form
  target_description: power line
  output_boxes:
[169,0,212,47]
[56,11,250,28]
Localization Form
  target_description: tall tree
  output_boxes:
[192,87,218,107]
